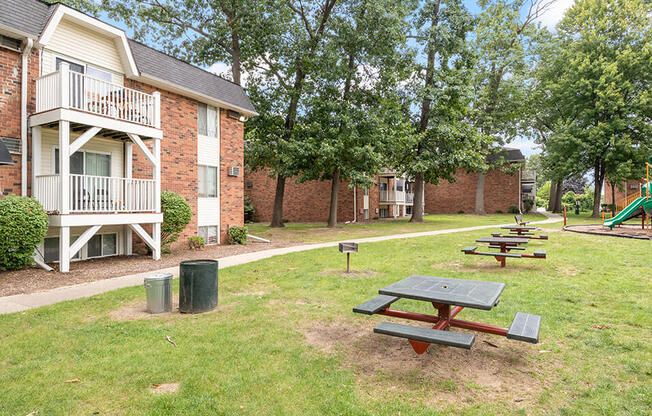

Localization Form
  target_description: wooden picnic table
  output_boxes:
[353,275,541,354]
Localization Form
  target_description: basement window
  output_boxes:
[198,226,218,245]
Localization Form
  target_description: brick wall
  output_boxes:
[219,109,245,242]
[245,170,364,223]
[424,167,520,214]
[604,177,642,205]
[246,166,522,223]
[0,46,38,197]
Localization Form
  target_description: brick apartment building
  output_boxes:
[0,0,256,271]
[246,148,534,223]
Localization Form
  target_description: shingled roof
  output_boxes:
[487,148,526,163]
[0,0,255,115]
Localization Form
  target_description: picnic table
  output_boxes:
[461,237,545,267]
[353,275,541,354]
[500,225,549,240]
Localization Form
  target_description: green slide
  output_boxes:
[604,197,645,229]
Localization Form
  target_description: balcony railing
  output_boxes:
[380,190,414,204]
[35,65,160,128]
[35,174,156,214]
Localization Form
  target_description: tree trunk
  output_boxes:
[553,179,563,213]
[270,175,286,227]
[475,173,486,215]
[327,169,340,227]
[231,33,242,85]
[410,173,425,222]
[547,180,557,212]
[592,164,605,218]
[611,181,616,211]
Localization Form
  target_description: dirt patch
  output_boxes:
[319,269,379,279]
[150,383,179,394]
[109,299,235,321]
[0,241,296,297]
[302,320,551,410]
[557,265,580,276]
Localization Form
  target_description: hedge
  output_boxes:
[0,196,48,271]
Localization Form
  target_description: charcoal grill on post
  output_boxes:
[338,242,358,273]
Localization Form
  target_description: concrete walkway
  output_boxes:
[0,214,561,314]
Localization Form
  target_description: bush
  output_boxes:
[161,190,192,253]
[495,210,503,214]
[187,236,205,250]
[228,226,248,245]
[523,199,534,213]
[508,205,519,214]
[244,196,255,223]
[457,210,465,214]
[0,196,48,271]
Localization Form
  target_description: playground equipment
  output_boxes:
[604,156,652,230]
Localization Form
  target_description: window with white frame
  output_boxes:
[198,103,219,137]
[198,165,218,198]
[44,236,81,263]
[198,226,218,245]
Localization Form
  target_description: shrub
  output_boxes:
[244,196,255,223]
[508,205,519,214]
[188,236,205,250]
[495,210,503,214]
[161,190,192,253]
[457,210,465,214]
[372,216,379,220]
[228,226,248,245]
[523,199,534,213]
[0,196,48,271]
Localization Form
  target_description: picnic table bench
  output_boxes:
[461,237,546,267]
[353,275,541,354]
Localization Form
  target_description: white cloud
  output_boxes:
[510,138,542,157]
[535,0,575,29]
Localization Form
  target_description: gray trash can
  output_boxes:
[144,272,173,313]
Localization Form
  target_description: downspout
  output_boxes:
[518,165,522,213]
[353,185,357,223]
[21,38,34,196]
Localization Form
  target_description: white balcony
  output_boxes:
[35,64,160,128]
[380,190,414,204]
[35,174,156,214]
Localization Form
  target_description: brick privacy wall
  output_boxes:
[424,167,520,214]
[0,47,38,197]
[220,109,245,242]
[245,169,365,223]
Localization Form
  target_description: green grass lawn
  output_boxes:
[1,227,649,415]
[247,213,549,243]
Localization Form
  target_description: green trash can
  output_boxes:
[144,272,173,314]
[179,259,218,313]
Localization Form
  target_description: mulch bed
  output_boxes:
[0,240,297,297]
[564,224,651,240]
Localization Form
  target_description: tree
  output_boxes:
[537,0,652,217]
[469,0,553,214]
[294,0,413,227]
[388,0,487,222]
[245,0,339,227]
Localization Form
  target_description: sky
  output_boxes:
[101,0,577,158]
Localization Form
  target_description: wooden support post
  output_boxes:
[31,126,41,197]
[59,226,70,273]
[59,120,70,214]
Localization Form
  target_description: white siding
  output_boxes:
[197,135,220,166]
[197,198,220,226]
[41,17,124,84]
[40,127,124,176]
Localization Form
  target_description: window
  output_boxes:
[198,103,219,137]
[199,165,218,197]
[43,236,80,263]
[86,66,112,82]
[379,207,389,218]
[87,234,117,258]
[198,226,218,245]
[55,149,110,176]
[56,57,84,73]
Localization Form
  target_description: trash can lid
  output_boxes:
[144,272,173,282]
